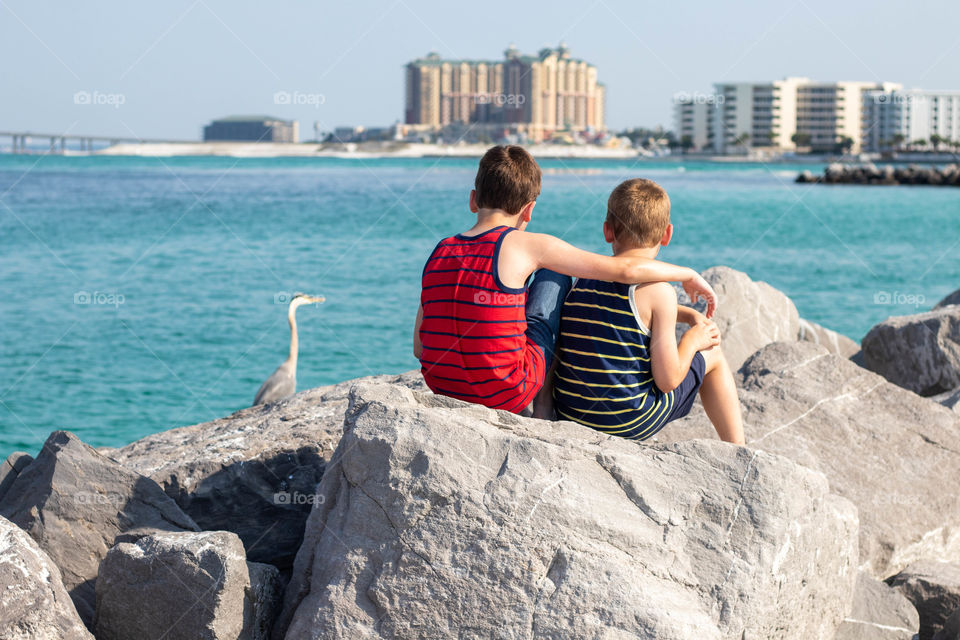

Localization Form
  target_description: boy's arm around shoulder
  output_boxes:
[646,283,718,392]
[413,304,424,359]
[517,232,717,316]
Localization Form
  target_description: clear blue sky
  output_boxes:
[2,0,958,139]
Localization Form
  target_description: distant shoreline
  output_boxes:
[3,141,955,165]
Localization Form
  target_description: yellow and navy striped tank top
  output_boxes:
[553,279,677,440]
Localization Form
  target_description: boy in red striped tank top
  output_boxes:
[414,145,718,416]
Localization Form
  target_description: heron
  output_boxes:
[253,293,325,406]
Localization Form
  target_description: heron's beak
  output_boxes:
[308,296,326,305]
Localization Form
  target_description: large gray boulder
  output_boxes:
[95,530,281,640]
[936,289,960,309]
[111,371,424,568]
[655,341,960,578]
[889,561,960,640]
[676,266,801,370]
[861,306,960,396]
[0,516,93,640]
[797,318,860,358]
[0,451,32,502]
[0,431,198,626]
[275,382,859,640]
[836,573,919,640]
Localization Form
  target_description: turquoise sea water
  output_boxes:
[1,154,958,458]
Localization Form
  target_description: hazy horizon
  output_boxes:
[2,0,959,140]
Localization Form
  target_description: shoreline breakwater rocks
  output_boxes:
[1,265,958,638]
[796,163,960,186]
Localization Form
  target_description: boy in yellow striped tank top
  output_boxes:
[551,179,745,444]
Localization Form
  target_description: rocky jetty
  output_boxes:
[1,265,958,638]
[275,383,858,639]
[796,163,960,186]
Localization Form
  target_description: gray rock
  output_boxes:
[95,530,281,640]
[836,573,919,640]
[935,289,960,309]
[0,515,93,640]
[655,341,960,578]
[275,382,859,639]
[0,431,198,626]
[112,371,424,569]
[889,561,960,640]
[932,388,960,413]
[675,266,800,370]
[0,451,33,502]
[797,318,860,358]
[861,306,960,396]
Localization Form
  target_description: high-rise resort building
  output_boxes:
[862,89,960,152]
[203,116,299,143]
[404,43,605,143]
[674,79,903,154]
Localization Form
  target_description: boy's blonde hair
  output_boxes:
[605,178,671,248]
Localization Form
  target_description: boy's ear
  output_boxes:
[660,223,673,247]
[516,200,535,229]
[469,190,479,213]
[602,220,616,244]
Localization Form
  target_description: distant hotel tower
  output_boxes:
[404,43,605,142]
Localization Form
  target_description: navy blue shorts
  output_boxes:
[664,351,706,423]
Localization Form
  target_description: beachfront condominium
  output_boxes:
[404,43,605,142]
[862,89,960,151]
[681,79,902,154]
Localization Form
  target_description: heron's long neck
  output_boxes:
[287,306,299,365]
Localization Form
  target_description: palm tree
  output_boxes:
[732,132,750,152]
[891,133,906,150]
[791,131,812,151]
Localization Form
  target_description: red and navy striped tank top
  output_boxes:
[419,225,544,413]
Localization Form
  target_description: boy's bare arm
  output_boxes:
[647,285,719,392]
[413,304,424,359]
[517,232,717,316]
[676,305,706,326]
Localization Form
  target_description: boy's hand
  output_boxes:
[684,319,721,352]
[682,271,717,318]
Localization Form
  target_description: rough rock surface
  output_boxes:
[836,573,919,640]
[797,318,860,358]
[0,451,33,502]
[0,516,93,640]
[95,531,281,640]
[275,383,859,640]
[675,266,801,370]
[111,371,424,568]
[936,289,960,309]
[655,341,960,578]
[0,431,198,626]
[888,561,960,640]
[861,306,960,396]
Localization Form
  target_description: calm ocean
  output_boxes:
[1,154,957,457]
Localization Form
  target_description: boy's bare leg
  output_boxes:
[532,358,559,420]
[698,346,745,445]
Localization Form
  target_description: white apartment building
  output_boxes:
[673,98,712,151]
[679,78,903,154]
[863,89,960,151]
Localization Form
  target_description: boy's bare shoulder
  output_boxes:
[633,281,678,311]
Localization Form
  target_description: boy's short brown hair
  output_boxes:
[474,145,541,215]
[605,178,671,248]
